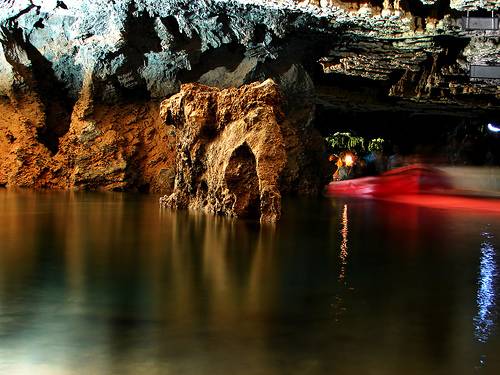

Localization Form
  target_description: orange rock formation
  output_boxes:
[0,93,176,192]
[159,79,288,223]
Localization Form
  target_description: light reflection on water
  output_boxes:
[333,204,350,322]
[1,190,500,374]
[339,204,349,284]
[475,231,497,344]
[474,229,498,368]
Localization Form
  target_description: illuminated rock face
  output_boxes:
[158,77,324,222]
[0,93,176,192]
[159,80,287,222]
[0,0,498,196]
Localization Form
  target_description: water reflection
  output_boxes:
[333,204,350,322]
[0,191,283,374]
[1,191,500,374]
[339,204,349,284]
[474,231,497,343]
[474,229,498,367]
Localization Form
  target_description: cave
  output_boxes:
[0,0,498,198]
[315,106,500,166]
[1,1,500,373]
[225,143,261,219]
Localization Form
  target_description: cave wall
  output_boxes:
[0,92,176,191]
[0,0,498,197]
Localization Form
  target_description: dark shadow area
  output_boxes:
[253,23,267,44]
[178,41,246,83]
[400,0,451,20]
[161,15,202,54]
[225,143,261,219]
[217,14,234,39]
[137,183,150,194]
[0,24,75,155]
[315,107,500,165]
[434,34,470,68]
[109,5,163,101]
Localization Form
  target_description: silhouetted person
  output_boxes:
[388,145,403,170]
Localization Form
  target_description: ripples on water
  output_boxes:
[0,190,500,374]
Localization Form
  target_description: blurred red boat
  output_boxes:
[325,164,500,213]
[325,164,453,198]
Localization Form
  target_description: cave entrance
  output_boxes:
[225,143,261,219]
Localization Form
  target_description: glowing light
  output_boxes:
[487,123,500,133]
[344,154,354,167]
[339,204,348,283]
[474,231,497,345]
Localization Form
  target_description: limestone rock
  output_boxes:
[0,94,176,192]
[0,0,498,195]
[159,80,288,223]
[0,0,498,109]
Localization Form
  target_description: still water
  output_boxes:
[0,190,499,374]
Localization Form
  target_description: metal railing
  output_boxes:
[462,11,499,30]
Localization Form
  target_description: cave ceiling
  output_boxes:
[0,0,499,117]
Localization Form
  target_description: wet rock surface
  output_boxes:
[159,80,289,223]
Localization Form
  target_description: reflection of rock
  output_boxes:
[159,79,288,223]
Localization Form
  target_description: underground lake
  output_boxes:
[0,190,499,374]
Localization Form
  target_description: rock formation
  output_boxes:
[0,92,176,192]
[159,80,288,223]
[0,0,498,109]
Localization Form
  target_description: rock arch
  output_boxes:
[224,143,260,219]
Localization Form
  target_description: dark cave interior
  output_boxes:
[315,106,500,166]
[308,59,500,167]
